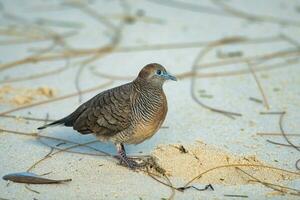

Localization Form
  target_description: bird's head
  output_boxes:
[137,63,177,87]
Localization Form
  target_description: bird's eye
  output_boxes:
[156,70,162,75]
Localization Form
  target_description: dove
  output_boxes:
[38,63,177,168]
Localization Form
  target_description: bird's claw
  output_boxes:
[117,156,145,169]
[115,143,146,169]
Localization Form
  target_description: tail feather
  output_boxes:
[37,104,88,130]
[37,119,65,130]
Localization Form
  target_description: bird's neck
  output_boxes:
[133,78,164,93]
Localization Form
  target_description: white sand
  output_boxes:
[0,0,300,199]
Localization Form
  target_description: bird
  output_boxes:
[37,63,177,169]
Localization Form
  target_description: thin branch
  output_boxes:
[145,168,180,192]
[0,45,114,72]
[0,114,56,122]
[224,194,248,198]
[146,0,228,17]
[212,0,300,27]
[27,147,54,172]
[25,185,40,194]
[260,111,285,115]
[148,0,300,27]
[0,129,111,157]
[247,62,270,110]
[184,56,299,79]
[249,97,263,104]
[278,112,300,152]
[0,80,113,116]
[182,163,300,188]
[197,48,300,70]
[236,167,300,196]
[280,34,300,48]
[71,1,124,103]
[257,133,300,137]
[0,60,70,84]
[190,38,243,119]
[266,139,300,148]
[0,35,285,72]
[63,1,118,31]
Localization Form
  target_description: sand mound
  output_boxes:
[151,141,299,185]
[0,85,56,106]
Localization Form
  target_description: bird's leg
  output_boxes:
[115,143,140,169]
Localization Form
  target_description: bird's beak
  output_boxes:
[163,71,177,81]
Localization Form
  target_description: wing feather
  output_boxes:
[72,83,132,136]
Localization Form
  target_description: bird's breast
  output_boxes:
[127,91,167,144]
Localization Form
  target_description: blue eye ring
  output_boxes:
[156,70,162,75]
